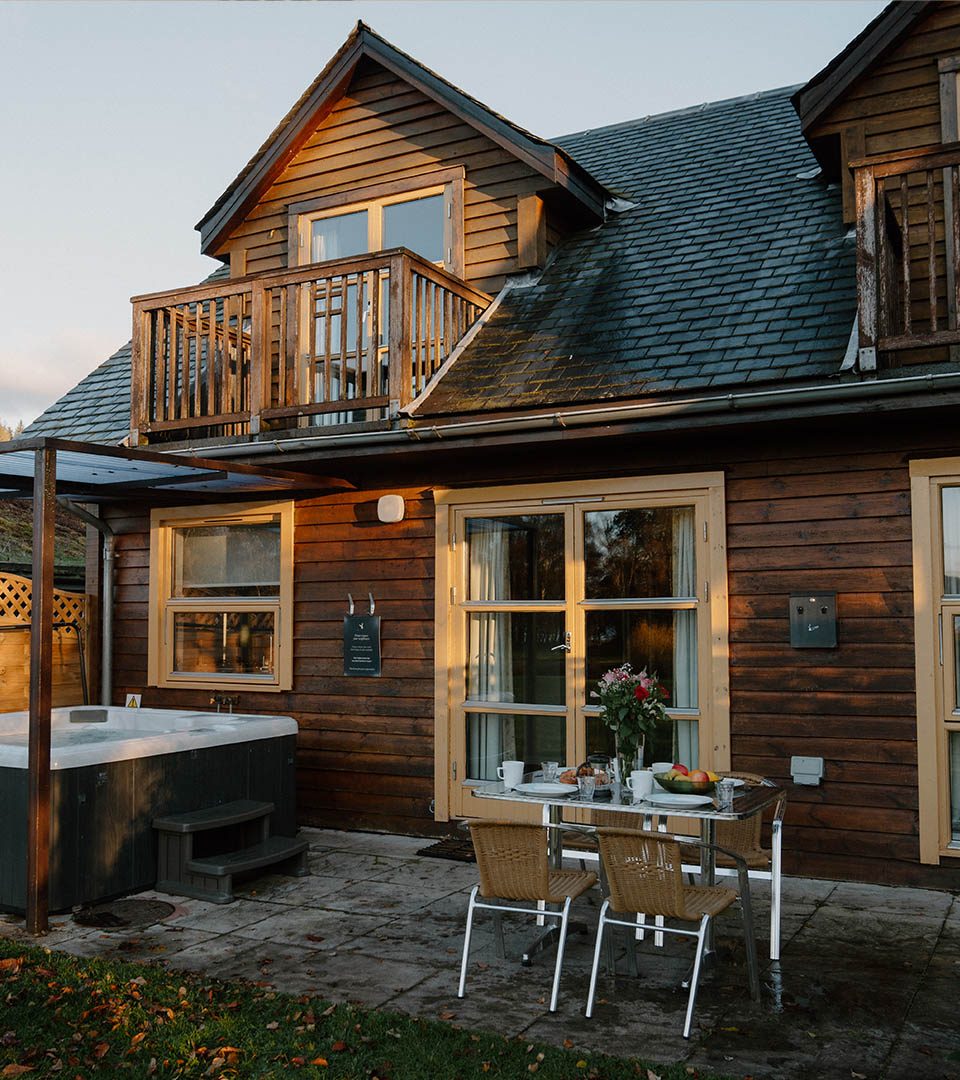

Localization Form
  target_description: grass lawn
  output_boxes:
[0,937,733,1080]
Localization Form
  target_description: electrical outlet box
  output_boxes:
[791,755,824,786]
[789,593,837,648]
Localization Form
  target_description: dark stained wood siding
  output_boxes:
[103,416,960,889]
[217,59,559,295]
[809,3,960,157]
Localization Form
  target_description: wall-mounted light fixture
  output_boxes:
[377,494,405,523]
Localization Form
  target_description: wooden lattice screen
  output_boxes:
[0,572,88,713]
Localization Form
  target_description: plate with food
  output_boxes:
[514,782,578,797]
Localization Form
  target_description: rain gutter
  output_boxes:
[168,370,960,460]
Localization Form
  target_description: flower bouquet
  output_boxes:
[591,663,669,779]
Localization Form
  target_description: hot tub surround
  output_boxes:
[0,707,299,913]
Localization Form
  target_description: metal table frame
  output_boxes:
[470,778,785,961]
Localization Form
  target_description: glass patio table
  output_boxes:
[469,776,785,964]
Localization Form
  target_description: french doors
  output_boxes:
[434,474,729,821]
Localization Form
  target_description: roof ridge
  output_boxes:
[555,83,803,144]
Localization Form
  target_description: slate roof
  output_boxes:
[23,343,133,444]
[27,86,858,440]
[415,85,857,418]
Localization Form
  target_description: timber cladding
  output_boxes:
[102,420,960,888]
[219,58,557,294]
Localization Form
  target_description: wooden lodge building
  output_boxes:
[24,2,960,888]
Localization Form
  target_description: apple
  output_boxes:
[688,769,709,783]
[672,762,689,776]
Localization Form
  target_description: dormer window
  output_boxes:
[305,190,444,265]
[290,169,463,274]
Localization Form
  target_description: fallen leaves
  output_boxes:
[0,959,23,977]
[2,1066,33,1078]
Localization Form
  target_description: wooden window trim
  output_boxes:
[287,167,465,277]
[432,472,729,822]
[148,500,294,693]
[910,456,960,862]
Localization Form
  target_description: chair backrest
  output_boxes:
[716,772,770,855]
[469,821,550,901]
[597,829,689,918]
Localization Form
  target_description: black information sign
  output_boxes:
[343,615,382,677]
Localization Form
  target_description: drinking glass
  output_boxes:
[577,775,596,800]
[716,778,736,811]
[541,761,559,782]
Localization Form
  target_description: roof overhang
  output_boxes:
[196,22,610,256]
[792,1,932,135]
[0,438,352,503]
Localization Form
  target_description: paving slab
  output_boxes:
[2,825,958,1080]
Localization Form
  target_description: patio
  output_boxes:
[2,827,958,1080]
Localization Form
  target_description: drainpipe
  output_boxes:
[57,500,115,707]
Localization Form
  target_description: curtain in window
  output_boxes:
[672,508,698,767]
[944,487,960,595]
[467,524,516,778]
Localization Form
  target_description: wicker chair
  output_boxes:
[459,821,598,1012]
[586,829,760,1039]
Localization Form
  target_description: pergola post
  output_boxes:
[26,445,56,935]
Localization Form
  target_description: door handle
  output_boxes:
[551,631,572,652]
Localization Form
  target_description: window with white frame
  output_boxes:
[911,459,960,862]
[148,501,293,691]
[289,169,464,275]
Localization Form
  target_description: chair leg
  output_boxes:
[549,896,572,1013]
[770,820,783,961]
[458,886,478,999]
[585,899,609,1018]
[683,914,710,1040]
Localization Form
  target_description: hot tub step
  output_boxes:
[154,799,308,904]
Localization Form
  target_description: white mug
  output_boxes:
[627,769,654,800]
[497,760,525,789]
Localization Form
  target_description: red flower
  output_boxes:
[634,685,650,701]
[658,685,670,699]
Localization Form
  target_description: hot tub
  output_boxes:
[0,706,299,913]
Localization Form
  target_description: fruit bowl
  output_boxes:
[654,772,716,795]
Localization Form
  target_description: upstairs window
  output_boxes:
[304,190,445,266]
[289,168,463,275]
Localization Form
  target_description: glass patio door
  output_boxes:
[446,487,713,820]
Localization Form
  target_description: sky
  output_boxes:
[0,0,887,428]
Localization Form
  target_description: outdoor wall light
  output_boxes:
[377,494,405,523]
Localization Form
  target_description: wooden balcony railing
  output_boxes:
[855,144,960,368]
[130,249,490,443]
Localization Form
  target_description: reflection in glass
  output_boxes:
[585,610,697,708]
[952,733,960,844]
[466,514,565,601]
[173,523,280,597]
[466,712,565,781]
[383,194,444,263]
[310,210,368,263]
[172,612,275,676]
[584,506,696,598]
[955,617,960,712]
[467,613,565,705]
[944,488,960,595]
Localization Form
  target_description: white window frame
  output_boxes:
[288,167,465,277]
[433,472,730,822]
[911,457,960,861]
[148,500,294,692]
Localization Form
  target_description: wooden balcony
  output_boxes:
[855,144,960,368]
[130,249,490,444]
